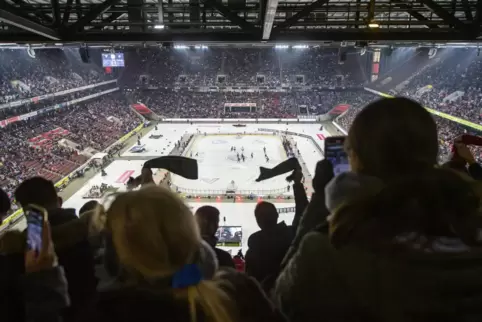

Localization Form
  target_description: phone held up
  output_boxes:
[25,204,47,254]
[324,136,350,175]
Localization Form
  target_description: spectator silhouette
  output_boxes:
[245,202,293,290]
[77,185,285,322]
[14,177,97,321]
[195,205,235,268]
[275,97,482,322]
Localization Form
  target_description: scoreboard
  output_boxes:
[101,53,125,67]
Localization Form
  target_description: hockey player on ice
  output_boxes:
[195,152,199,157]
[251,152,254,158]
[190,152,193,157]
[263,146,266,153]
[242,154,245,162]
[266,156,269,162]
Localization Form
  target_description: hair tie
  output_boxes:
[172,264,203,289]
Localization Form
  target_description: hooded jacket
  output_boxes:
[275,169,482,322]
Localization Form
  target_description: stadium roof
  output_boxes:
[0,0,481,44]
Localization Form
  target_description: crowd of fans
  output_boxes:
[0,93,140,200]
[132,90,368,118]
[0,49,113,102]
[3,97,482,322]
[122,48,365,88]
[396,50,482,123]
[336,94,482,162]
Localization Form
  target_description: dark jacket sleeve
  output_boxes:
[468,163,482,181]
[24,266,70,322]
[280,160,333,269]
[280,190,329,270]
[291,181,308,232]
[274,233,350,322]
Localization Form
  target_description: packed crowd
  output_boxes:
[0,93,140,200]
[3,97,482,322]
[398,50,482,123]
[0,49,112,102]
[337,93,482,162]
[0,86,115,121]
[122,48,365,88]
[133,90,367,118]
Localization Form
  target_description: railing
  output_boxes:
[172,184,288,196]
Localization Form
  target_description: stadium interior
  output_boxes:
[2,0,482,321]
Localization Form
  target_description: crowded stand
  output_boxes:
[0,93,140,200]
[132,89,368,118]
[2,96,482,322]
[0,49,113,101]
[336,93,482,162]
[396,50,482,123]
[0,86,115,120]
[122,47,365,88]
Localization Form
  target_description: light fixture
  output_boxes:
[368,22,380,28]
[154,24,165,29]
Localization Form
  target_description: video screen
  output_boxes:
[215,226,242,247]
[102,53,125,67]
[325,137,350,175]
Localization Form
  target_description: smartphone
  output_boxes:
[324,136,350,175]
[25,205,46,253]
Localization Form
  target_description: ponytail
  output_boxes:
[175,280,234,322]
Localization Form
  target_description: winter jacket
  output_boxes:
[280,161,333,269]
[76,268,287,322]
[47,208,97,321]
[0,208,97,322]
[24,266,70,322]
[0,254,69,322]
[275,169,482,322]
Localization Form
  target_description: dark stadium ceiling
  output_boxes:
[0,0,481,44]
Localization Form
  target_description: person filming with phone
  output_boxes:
[13,177,97,321]
[275,97,482,322]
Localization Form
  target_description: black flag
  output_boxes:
[144,156,198,180]
[255,157,300,182]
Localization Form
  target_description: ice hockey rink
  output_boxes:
[5,122,325,251]
[121,122,327,173]
[172,134,289,193]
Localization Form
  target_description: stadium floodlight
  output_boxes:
[174,45,188,49]
[292,45,309,49]
[154,24,165,29]
[368,21,380,28]
[275,44,289,49]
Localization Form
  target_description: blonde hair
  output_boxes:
[106,185,234,322]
